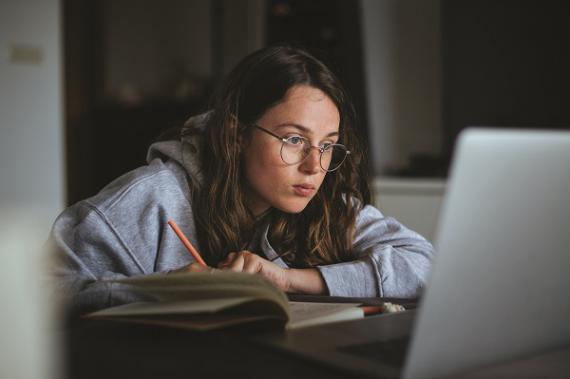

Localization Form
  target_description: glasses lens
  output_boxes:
[280,137,310,164]
[280,139,349,171]
[321,145,348,171]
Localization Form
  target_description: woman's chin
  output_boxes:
[273,198,311,214]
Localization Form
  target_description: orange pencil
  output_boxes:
[167,219,207,266]
[361,305,384,316]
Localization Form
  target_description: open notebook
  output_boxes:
[87,271,368,331]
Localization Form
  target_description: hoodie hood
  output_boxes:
[145,112,211,187]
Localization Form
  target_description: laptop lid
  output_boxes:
[403,128,570,379]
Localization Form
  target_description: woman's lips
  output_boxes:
[292,184,316,197]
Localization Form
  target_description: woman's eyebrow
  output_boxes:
[276,123,339,138]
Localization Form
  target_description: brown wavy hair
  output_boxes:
[187,45,370,267]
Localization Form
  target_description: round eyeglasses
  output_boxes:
[252,125,350,172]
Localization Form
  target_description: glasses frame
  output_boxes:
[251,124,350,172]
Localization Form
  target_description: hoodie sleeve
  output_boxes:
[317,205,435,298]
[49,201,152,316]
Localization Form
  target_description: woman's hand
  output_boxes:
[169,251,328,295]
[167,262,213,274]
[218,251,291,292]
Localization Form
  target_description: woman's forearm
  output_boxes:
[286,268,328,295]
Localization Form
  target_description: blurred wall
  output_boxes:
[101,0,265,104]
[0,0,64,230]
[361,0,442,175]
[103,0,212,101]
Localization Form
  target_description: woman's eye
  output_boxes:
[286,136,304,145]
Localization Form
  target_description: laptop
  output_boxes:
[256,128,570,379]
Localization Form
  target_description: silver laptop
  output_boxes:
[258,128,570,379]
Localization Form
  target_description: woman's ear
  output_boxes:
[230,115,254,150]
[225,114,251,152]
[238,128,252,150]
[228,113,240,129]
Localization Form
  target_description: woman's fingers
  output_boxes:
[217,252,237,268]
[221,250,262,273]
[226,252,246,272]
[168,262,211,274]
[208,251,290,291]
[187,262,211,272]
[240,253,263,274]
[226,252,237,261]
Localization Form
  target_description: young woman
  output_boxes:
[51,46,435,315]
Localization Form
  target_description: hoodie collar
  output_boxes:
[145,112,211,187]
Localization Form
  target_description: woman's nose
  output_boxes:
[300,147,321,174]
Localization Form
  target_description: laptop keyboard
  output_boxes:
[337,337,410,367]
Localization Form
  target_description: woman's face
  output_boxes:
[243,85,341,216]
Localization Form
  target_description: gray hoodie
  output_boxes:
[50,114,435,315]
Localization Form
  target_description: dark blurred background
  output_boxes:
[63,0,570,205]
